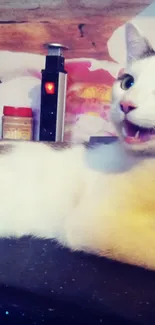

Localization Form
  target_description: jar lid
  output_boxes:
[3,106,32,117]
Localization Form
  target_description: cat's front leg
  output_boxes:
[63,199,155,271]
[63,195,112,257]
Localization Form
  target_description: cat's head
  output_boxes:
[111,22,155,155]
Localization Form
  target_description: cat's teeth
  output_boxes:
[135,131,140,139]
[122,127,127,137]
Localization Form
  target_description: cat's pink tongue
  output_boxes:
[124,134,151,144]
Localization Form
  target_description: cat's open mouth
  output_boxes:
[122,120,155,144]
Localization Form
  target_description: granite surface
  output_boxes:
[0,236,154,325]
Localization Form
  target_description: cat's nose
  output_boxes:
[120,100,136,114]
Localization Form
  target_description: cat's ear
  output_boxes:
[125,22,154,63]
[117,68,125,78]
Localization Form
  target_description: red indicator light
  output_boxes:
[45,82,55,94]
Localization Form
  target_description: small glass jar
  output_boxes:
[2,106,33,141]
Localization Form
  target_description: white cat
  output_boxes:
[0,22,155,271]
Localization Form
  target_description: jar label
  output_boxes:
[3,126,32,140]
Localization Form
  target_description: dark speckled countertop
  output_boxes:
[0,236,154,325]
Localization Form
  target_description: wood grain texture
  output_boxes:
[0,0,153,59]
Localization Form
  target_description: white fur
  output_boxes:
[111,23,155,153]
[1,23,155,271]
[0,138,155,271]
[112,56,155,131]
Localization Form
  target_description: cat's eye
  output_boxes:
[120,75,134,90]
